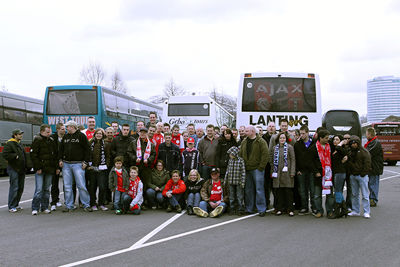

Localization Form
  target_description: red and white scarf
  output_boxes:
[137,138,151,162]
[364,136,377,148]
[316,140,333,194]
[128,176,141,210]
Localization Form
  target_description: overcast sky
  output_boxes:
[1,0,400,116]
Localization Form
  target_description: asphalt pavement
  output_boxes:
[1,166,400,267]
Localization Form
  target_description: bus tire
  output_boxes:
[387,160,397,166]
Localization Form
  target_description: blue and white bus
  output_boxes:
[43,85,162,131]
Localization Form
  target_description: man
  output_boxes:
[157,132,181,172]
[50,123,65,211]
[347,136,372,218]
[269,119,295,151]
[187,123,196,138]
[3,129,26,213]
[82,116,96,140]
[59,120,92,212]
[220,124,228,135]
[239,126,269,216]
[171,124,185,153]
[132,121,145,140]
[231,128,239,142]
[111,121,120,137]
[256,125,264,136]
[148,124,159,164]
[294,125,316,215]
[163,123,171,133]
[31,124,58,215]
[198,124,219,180]
[365,127,384,207]
[343,133,353,211]
[146,111,158,128]
[262,121,276,209]
[238,125,246,146]
[153,122,165,151]
[110,124,135,169]
[194,127,204,148]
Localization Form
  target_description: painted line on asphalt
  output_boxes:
[380,174,400,181]
[0,192,64,209]
[384,169,400,175]
[60,213,259,267]
[0,175,35,182]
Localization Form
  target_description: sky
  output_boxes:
[1,0,400,116]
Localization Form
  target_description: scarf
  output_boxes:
[90,139,106,167]
[364,136,377,148]
[316,140,332,194]
[272,143,288,178]
[128,176,140,198]
[137,138,151,162]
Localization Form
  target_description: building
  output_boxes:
[367,76,400,122]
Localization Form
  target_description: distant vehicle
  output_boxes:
[365,122,400,166]
[322,109,362,139]
[162,95,234,130]
[0,91,43,174]
[43,85,163,132]
[236,72,321,130]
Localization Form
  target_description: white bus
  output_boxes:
[237,72,322,130]
[162,95,234,130]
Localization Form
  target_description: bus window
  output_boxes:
[3,97,25,110]
[168,103,210,116]
[116,96,129,114]
[26,112,43,125]
[47,90,97,115]
[25,102,43,113]
[4,108,26,123]
[104,92,117,112]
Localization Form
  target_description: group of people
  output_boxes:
[4,113,383,219]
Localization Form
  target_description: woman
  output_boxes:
[88,128,110,211]
[331,134,348,218]
[146,160,170,209]
[270,132,296,216]
[216,129,238,178]
[185,169,205,215]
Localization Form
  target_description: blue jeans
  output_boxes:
[187,192,201,207]
[146,188,164,207]
[334,173,346,203]
[368,175,380,202]
[7,166,25,209]
[114,190,125,210]
[297,171,315,211]
[245,169,266,213]
[314,177,334,214]
[229,184,244,211]
[199,200,227,213]
[62,162,90,209]
[350,175,370,214]
[167,193,183,207]
[32,172,53,211]
[122,194,141,214]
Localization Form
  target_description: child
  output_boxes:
[185,169,205,215]
[123,166,143,215]
[162,170,186,213]
[225,146,246,215]
[182,137,200,178]
[108,156,129,215]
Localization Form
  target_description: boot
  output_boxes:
[333,202,342,219]
[341,201,348,218]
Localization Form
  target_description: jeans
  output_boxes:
[350,175,370,214]
[62,162,90,209]
[122,194,141,214]
[166,193,183,207]
[297,171,315,211]
[229,184,244,211]
[368,175,380,202]
[114,190,125,210]
[314,176,334,214]
[245,169,266,213]
[276,187,294,212]
[32,172,53,211]
[200,165,212,181]
[187,192,201,207]
[199,200,227,213]
[7,166,25,209]
[89,170,108,206]
[334,173,346,203]
[51,172,60,205]
[146,188,164,207]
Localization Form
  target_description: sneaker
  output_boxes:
[42,209,51,214]
[289,211,295,217]
[115,209,123,215]
[363,213,371,219]
[193,207,209,218]
[166,204,172,212]
[209,206,224,218]
[175,205,182,213]
[9,208,18,213]
[298,209,308,215]
[84,207,93,212]
[32,210,38,216]
[314,212,323,218]
[348,211,360,216]
[56,202,63,207]
[275,211,282,216]
[99,205,108,211]
[16,206,23,210]
[51,205,57,211]
[259,212,266,217]
[152,206,157,210]
[92,206,98,211]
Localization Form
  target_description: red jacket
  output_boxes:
[162,178,186,196]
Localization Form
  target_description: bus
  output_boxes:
[162,95,234,130]
[43,85,163,132]
[322,110,362,139]
[365,122,400,166]
[0,91,43,174]
[236,72,321,130]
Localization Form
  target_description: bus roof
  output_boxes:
[0,91,43,104]
[165,95,213,103]
[241,72,317,78]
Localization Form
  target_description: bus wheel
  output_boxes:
[387,160,397,166]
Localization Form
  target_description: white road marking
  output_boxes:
[383,169,400,175]
[0,192,63,209]
[0,175,34,182]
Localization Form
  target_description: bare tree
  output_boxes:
[149,78,186,104]
[209,87,237,119]
[110,70,127,94]
[80,61,106,86]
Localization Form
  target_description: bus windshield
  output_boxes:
[242,77,316,112]
[46,90,97,115]
[374,124,400,136]
[168,103,210,116]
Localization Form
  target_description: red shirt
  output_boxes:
[84,129,95,140]
[162,179,186,196]
[116,169,125,192]
[171,134,185,153]
[209,180,222,202]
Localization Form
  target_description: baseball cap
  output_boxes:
[210,167,220,174]
[187,137,195,144]
[12,129,24,135]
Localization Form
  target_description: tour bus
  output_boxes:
[236,72,322,130]
[365,122,400,166]
[43,85,163,132]
[162,95,234,130]
[0,91,43,174]
[322,109,362,139]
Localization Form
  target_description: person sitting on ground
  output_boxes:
[194,167,229,218]
[122,166,143,215]
[109,156,129,215]
[147,160,170,209]
[162,170,186,213]
[185,169,205,215]
[225,146,246,216]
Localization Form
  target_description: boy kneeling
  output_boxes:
[123,166,143,215]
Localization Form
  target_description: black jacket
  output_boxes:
[110,135,135,167]
[294,137,315,173]
[347,136,371,177]
[365,138,384,176]
[127,138,156,168]
[185,178,205,199]
[215,137,237,175]
[331,144,348,174]
[59,130,90,163]
[157,142,181,172]
[31,134,58,173]
[3,139,26,173]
